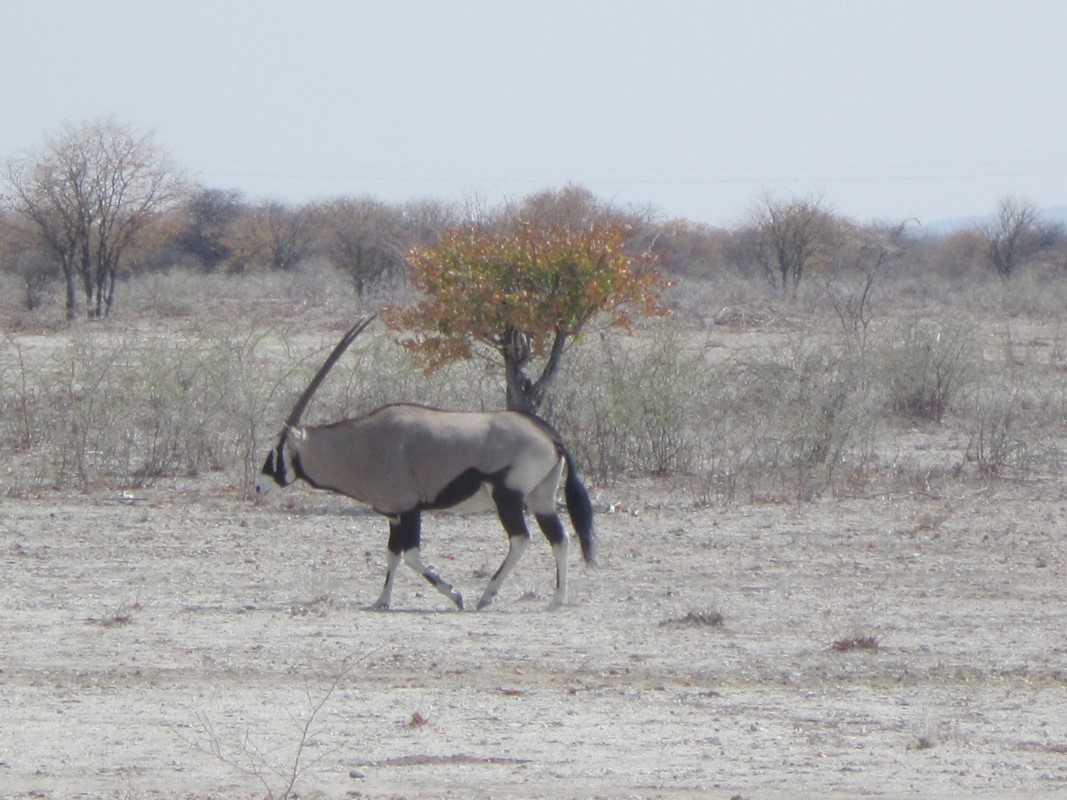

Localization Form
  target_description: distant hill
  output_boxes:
[921,206,1067,236]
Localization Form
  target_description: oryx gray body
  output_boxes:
[256,319,594,611]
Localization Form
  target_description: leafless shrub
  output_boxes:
[661,609,725,628]
[704,339,878,501]
[551,324,713,479]
[175,658,361,800]
[5,260,1066,501]
[967,386,1029,478]
[832,634,879,652]
[877,320,975,422]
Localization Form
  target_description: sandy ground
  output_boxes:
[3,473,1067,799]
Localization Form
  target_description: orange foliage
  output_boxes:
[389,223,665,371]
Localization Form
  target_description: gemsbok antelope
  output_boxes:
[255,317,595,611]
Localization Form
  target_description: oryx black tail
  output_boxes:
[562,451,595,566]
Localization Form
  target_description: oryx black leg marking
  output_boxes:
[534,512,570,609]
[477,486,531,610]
[372,510,464,610]
[371,512,416,610]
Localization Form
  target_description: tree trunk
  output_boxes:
[62,261,77,320]
[104,265,116,316]
[504,354,537,414]
[501,326,568,415]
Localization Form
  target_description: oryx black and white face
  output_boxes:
[255,429,299,495]
[255,316,377,497]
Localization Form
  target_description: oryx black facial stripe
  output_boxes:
[258,443,284,485]
[273,442,287,480]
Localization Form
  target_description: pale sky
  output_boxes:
[3,0,1066,228]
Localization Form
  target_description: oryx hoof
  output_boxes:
[476,593,496,610]
[368,598,391,611]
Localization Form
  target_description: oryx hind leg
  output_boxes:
[477,486,531,610]
[535,512,569,610]
[372,510,464,611]
[528,462,569,610]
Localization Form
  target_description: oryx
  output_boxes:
[255,317,594,611]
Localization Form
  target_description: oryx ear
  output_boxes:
[285,424,306,442]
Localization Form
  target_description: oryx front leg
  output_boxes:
[402,548,464,610]
[371,549,402,611]
[372,510,463,610]
[478,486,531,610]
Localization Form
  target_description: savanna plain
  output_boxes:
[2,265,1067,799]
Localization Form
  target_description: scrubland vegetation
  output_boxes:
[3,119,1066,504]
[2,243,1065,505]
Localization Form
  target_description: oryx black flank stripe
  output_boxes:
[417,467,507,512]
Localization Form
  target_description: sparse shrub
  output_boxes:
[698,338,877,501]
[877,319,975,422]
[967,385,1030,478]
[550,324,712,479]
[0,322,308,492]
[4,263,1064,499]
[0,319,509,495]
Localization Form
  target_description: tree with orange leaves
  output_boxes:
[389,221,664,414]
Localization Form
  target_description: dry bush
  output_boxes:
[549,323,715,480]
[0,324,295,492]
[832,634,879,652]
[967,386,1028,478]
[875,319,976,422]
[551,324,882,503]
[0,317,504,495]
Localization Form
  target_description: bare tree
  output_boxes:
[980,195,1045,279]
[4,118,186,318]
[821,221,913,351]
[400,197,461,247]
[743,193,838,296]
[177,186,244,271]
[227,201,313,272]
[504,183,640,230]
[311,197,404,302]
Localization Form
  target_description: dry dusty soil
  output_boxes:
[2,473,1067,799]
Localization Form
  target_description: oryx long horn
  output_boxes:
[284,315,377,428]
